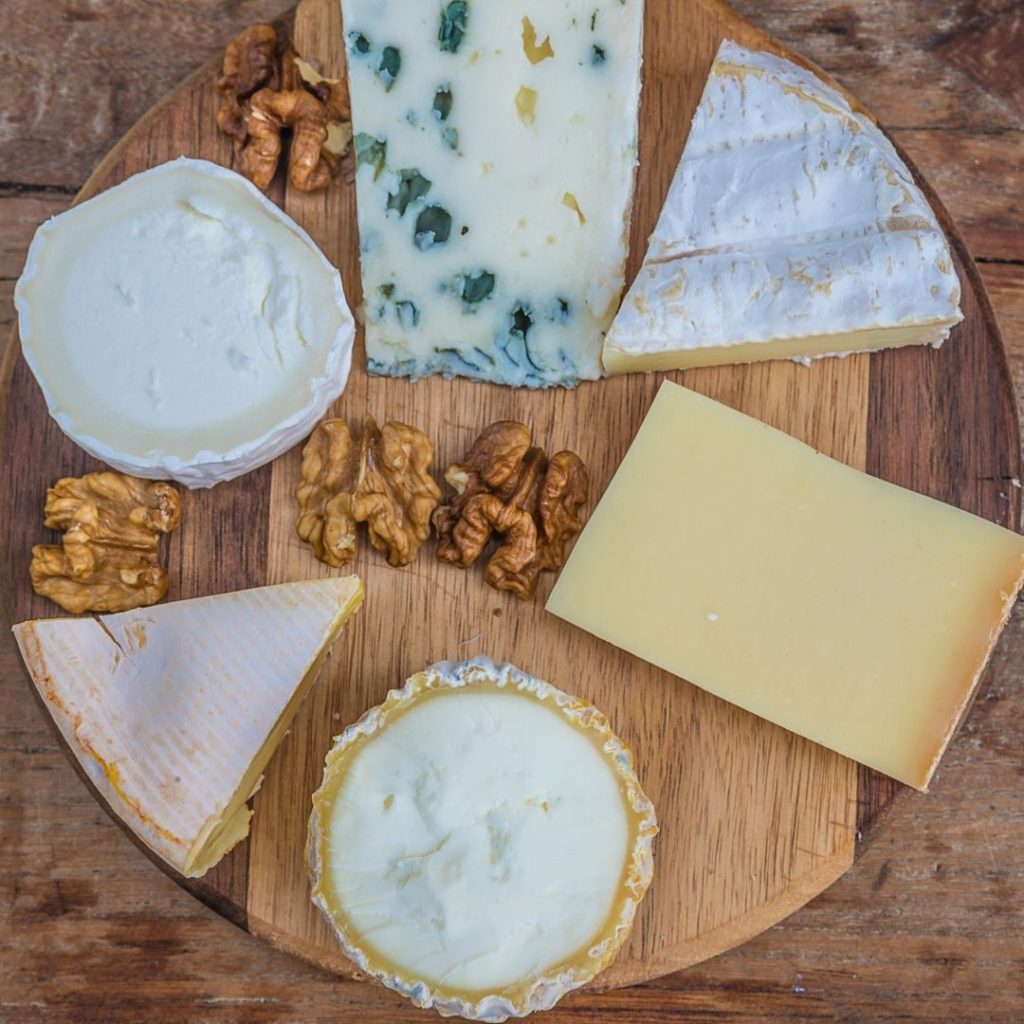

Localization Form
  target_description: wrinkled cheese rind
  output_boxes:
[603,41,962,372]
[308,657,657,1021]
[341,0,644,386]
[13,577,364,876]
[15,158,355,487]
[547,383,1024,790]
[611,229,956,361]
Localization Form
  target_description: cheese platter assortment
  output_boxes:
[2,0,1022,1017]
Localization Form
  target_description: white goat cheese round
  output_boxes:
[308,657,658,1020]
[15,158,354,487]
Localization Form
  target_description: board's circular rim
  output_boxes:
[0,0,1019,995]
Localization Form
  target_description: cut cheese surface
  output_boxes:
[15,158,355,487]
[309,658,657,1020]
[547,383,1024,790]
[341,0,644,386]
[603,41,962,373]
[13,576,364,876]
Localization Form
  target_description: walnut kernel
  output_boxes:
[216,24,351,192]
[29,473,182,614]
[434,423,588,599]
[296,417,441,569]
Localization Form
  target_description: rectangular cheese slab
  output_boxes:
[340,0,644,386]
[547,382,1024,789]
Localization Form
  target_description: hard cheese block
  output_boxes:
[547,383,1024,790]
[602,41,962,373]
[13,576,364,876]
[341,0,644,386]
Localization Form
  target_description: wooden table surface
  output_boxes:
[1,1,1022,1021]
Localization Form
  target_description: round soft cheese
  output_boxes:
[308,657,657,1020]
[15,157,354,487]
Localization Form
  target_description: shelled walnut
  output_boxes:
[29,473,182,614]
[216,23,351,192]
[296,417,441,568]
[434,422,588,599]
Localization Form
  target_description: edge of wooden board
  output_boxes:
[242,831,856,991]
[856,133,1022,844]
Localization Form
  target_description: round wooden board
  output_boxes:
[1,0,1019,995]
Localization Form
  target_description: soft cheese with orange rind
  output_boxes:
[13,576,364,876]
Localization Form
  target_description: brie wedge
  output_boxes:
[13,576,364,877]
[15,158,355,487]
[603,41,963,373]
[308,657,657,1020]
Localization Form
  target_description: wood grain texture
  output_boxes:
[0,285,1020,1024]
[0,0,1019,1015]
[1,0,863,987]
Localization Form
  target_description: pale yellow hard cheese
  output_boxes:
[547,382,1024,790]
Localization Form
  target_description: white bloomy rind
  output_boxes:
[308,657,658,1021]
[603,40,963,373]
[15,157,355,487]
[13,577,364,877]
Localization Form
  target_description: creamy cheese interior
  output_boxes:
[323,688,630,993]
[20,163,347,459]
[12,576,364,877]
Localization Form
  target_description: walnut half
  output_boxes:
[216,23,351,192]
[29,473,182,614]
[434,422,589,599]
[296,417,441,569]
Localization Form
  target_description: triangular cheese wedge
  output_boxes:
[13,576,364,877]
[603,40,963,373]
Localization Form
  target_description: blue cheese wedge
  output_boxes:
[15,158,355,487]
[603,41,963,373]
[341,0,644,386]
[308,657,657,1019]
[13,577,364,877]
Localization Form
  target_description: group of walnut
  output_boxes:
[297,418,589,599]
[29,420,588,614]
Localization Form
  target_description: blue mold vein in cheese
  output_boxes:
[341,0,644,387]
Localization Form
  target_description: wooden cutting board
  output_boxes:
[0,0,1018,993]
